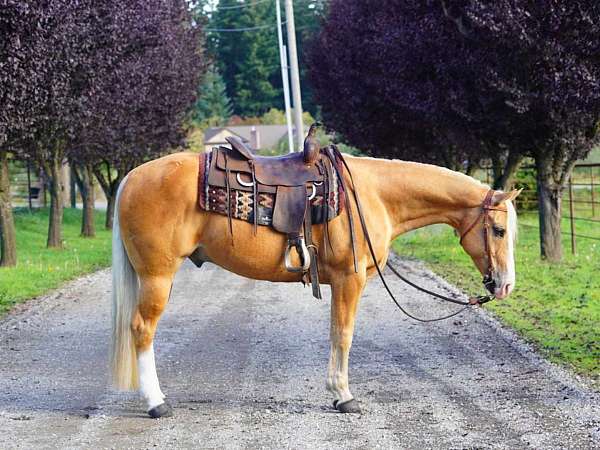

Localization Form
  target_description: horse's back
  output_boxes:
[125,152,200,200]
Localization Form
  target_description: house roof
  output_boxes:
[204,125,300,150]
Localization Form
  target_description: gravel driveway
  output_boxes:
[0,256,598,449]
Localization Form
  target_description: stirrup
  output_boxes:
[284,237,311,272]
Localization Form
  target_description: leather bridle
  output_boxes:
[459,189,508,295]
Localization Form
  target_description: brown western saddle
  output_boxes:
[203,129,353,299]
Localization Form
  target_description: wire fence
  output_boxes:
[482,162,600,254]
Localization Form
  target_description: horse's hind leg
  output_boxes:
[132,274,174,418]
[327,272,366,414]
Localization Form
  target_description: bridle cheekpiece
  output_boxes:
[459,189,508,295]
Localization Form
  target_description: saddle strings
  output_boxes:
[333,148,492,323]
[250,160,258,235]
[322,158,333,258]
[224,153,234,244]
[328,146,359,272]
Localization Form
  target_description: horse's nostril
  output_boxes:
[494,284,512,299]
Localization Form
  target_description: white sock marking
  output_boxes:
[138,344,165,410]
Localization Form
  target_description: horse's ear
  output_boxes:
[506,188,523,201]
[492,188,522,205]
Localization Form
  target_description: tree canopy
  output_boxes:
[73,0,205,229]
[191,65,233,127]
[76,0,205,165]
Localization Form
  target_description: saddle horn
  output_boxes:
[303,122,322,164]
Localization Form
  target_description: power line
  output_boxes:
[213,0,273,10]
[203,15,318,33]
[209,0,324,13]
[205,21,286,32]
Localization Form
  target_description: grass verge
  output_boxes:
[0,208,111,315]
[393,216,599,385]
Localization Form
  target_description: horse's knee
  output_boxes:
[331,329,353,352]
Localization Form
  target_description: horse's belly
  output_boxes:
[196,223,308,283]
[202,248,305,282]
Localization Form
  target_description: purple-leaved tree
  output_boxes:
[309,0,600,261]
[308,1,497,173]
[0,1,48,264]
[456,1,600,261]
[5,0,109,248]
[73,0,205,230]
[2,0,205,249]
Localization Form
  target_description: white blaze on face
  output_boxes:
[495,200,517,299]
[138,344,165,410]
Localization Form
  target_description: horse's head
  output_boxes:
[459,189,521,300]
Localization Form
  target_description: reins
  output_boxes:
[334,149,501,323]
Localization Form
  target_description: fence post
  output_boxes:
[568,176,576,255]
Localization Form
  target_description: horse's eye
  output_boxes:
[492,225,505,238]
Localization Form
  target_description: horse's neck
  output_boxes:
[354,157,488,238]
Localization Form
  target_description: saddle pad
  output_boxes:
[197,151,345,228]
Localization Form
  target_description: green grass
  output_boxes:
[0,208,111,314]
[583,147,600,163]
[393,215,600,385]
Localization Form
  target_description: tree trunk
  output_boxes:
[0,151,17,267]
[73,164,96,237]
[44,157,65,248]
[105,193,116,229]
[491,152,503,185]
[536,155,563,262]
[93,163,124,230]
[491,150,523,191]
[40,169,47,208]
[465,160,477,176]
[493,151,523,191]
[70,165,77,208]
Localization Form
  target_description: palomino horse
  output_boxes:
[111,152,519,418]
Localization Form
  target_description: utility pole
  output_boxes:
[275,0,294,153]
[284,0,304,152]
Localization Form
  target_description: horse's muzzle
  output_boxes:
[483,274,496,295]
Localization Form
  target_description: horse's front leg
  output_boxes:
[327,271,366,413]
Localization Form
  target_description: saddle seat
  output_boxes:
[224,135,323,186]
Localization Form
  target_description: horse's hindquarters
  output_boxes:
[119,153,203,277]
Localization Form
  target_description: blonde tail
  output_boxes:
[109,175,139,390]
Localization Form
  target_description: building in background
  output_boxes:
[203,125,301,152]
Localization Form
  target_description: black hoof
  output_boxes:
[334,398,361,414]
[148,401,173,419]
